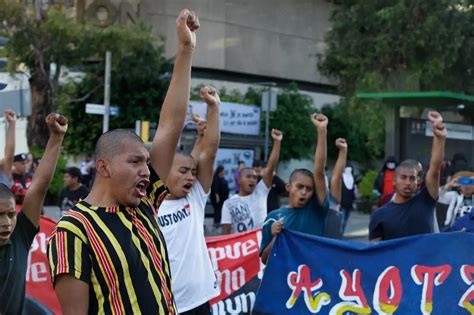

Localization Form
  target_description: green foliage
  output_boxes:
[319,0,474,160]
[192,83,316,161]
[1,1,170,148]
[322,98,385,164]
[358,170,378,201]
[59,32,172,155]
[267,84,316,161]
[29,146,67,203]
[320,0,474,94]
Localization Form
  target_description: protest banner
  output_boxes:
[25,215,60,314]
[25,223,264,315]
[254,229,474,315]
[207,229,264,315]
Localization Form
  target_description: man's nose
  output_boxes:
[0,217,10,227]
[140,164,150,177]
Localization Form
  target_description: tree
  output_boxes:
[319,0,474,160]
[0,1,161,148]
[192,83,316,162]
[59,39,171,155]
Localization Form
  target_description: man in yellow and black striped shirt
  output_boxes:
[48,9,200,314]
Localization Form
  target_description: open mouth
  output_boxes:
[183,183,193,192]
[135,180,150,197]
[0,231,11,239]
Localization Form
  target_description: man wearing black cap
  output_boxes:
[11,153,32,204]
[58,167,89,215]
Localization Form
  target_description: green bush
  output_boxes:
[359,170,378,200]
[357,170,378,213]
[30,146,66,205]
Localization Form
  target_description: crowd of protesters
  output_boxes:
[1,8,473,315]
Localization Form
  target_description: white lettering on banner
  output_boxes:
[215,267,246,296]
[211,292,256,315]
[29,232,48,254]
[25,231,52,282]
[208,239,259,267]
[25,252,48,282]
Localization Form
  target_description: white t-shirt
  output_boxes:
[158,181,219,312]
[221,180,271,233]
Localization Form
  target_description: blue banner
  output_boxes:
[254,230,474,315]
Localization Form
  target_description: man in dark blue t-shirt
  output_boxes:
[260,113,335,264]
[369,111,446,241]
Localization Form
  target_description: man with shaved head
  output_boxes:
[369,111,447,241]
[48,9,200,314]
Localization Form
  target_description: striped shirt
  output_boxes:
[48,166,177,314]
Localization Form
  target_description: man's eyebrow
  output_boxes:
[128,154,147,160]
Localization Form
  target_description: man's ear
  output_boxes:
[286,182,291,193]
[95,159,110,178]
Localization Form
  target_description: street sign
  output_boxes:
[85,103,119,116]
[261,90,277,112]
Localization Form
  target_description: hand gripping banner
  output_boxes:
[253,229,474,315]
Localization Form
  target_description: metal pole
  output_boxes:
[103,51,111,133]
[264,97,270,161]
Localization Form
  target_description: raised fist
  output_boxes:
[428,111,443,125]
[310,113,328,129]
[271,129,283,141]
[432,120,447,139]
[4,109,16,123]
[335,138,347,150]
[200,86,220,107]
[176,9,200,50]
[46,113,68,135]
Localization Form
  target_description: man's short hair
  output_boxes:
[252,160,264,168]
[289,168,314,183]
[64,167,82,181]
[0,183,15,202]
[94,129,144,161]
[14,154,27,163]
[174,152,196,163]
[240,167,255,176]
[395,161,417,176]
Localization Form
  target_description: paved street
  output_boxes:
[343,210,370,242]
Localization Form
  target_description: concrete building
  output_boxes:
[82,0,342,181]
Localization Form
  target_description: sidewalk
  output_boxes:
[342,210,370,242]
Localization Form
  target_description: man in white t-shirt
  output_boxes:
[221,129,283,234]
[158,86,220,314]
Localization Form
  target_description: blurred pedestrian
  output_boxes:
[340,163,356,233]
[58,167,89,215]
[211,165,229,225]
[233,160,245,193]
[11,154,32,205]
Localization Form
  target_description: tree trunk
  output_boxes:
[27,68,53,149]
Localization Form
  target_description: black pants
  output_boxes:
[181,302,211,315]
[212,201,224,224]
